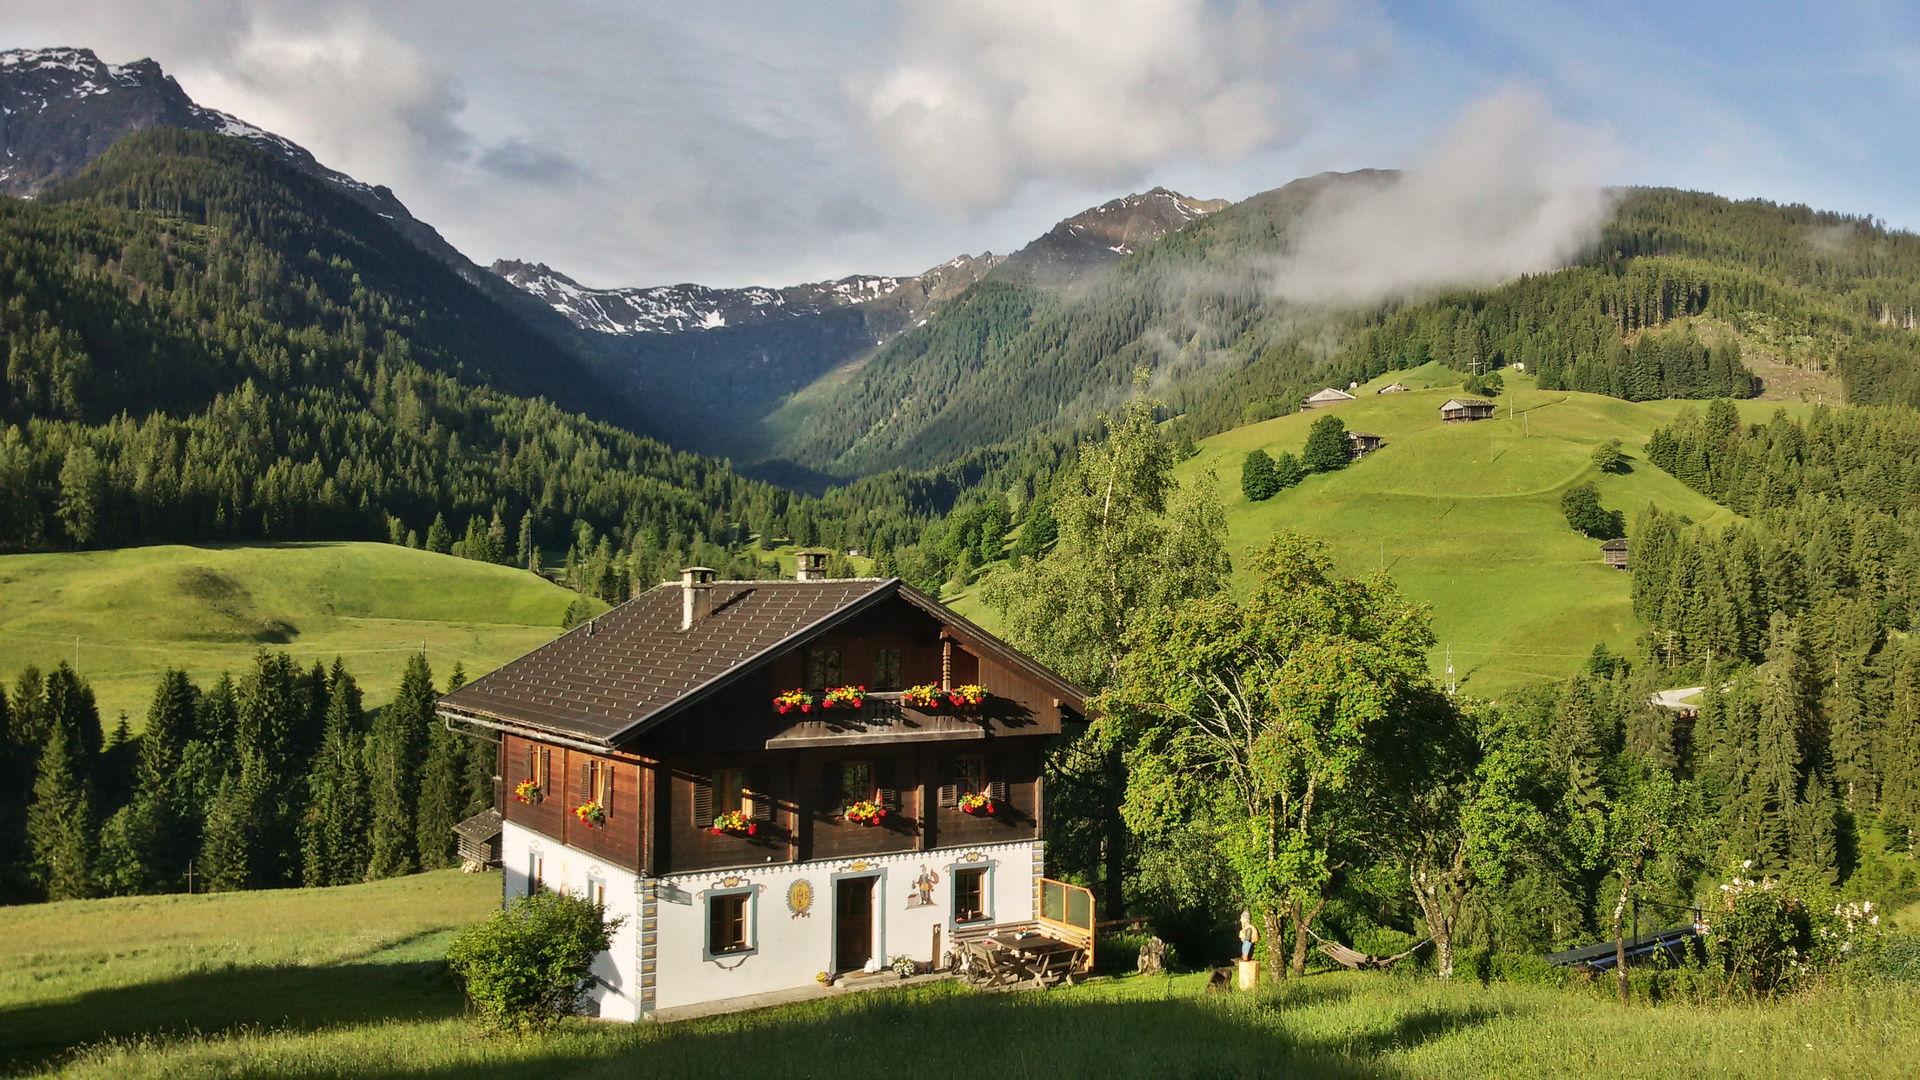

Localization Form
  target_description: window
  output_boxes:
[940,755,986,808]
[708,893,751,955]
[527,852,545,896]
[953,755,985,797]
[953,868,987,922]
[715,768,746,815]
[583,759,614,818]
[809,648,842,688]
[872,648,903,691]
[588,877,607,908]
[841,761,873,806]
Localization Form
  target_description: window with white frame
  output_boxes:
[706,890,756,959]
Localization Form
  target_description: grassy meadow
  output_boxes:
[1175,366,1805,694]
[0,542,601,723]
[2,870,1915,1079]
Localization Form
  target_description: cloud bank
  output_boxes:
[1263,87,1619,305]
[863,0,1334,213]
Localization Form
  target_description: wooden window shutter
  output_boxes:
[937,755,958,807]
[693,778,713,826]
[986,758,1007,805]
[601,763,615,814]
[580,762,591,802]
[524,744,535,782]
[749,768,773,821]
[539,748,551,789]
[875,760,898,812]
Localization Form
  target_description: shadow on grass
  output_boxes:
[7,971,1510,1080]
[0,957,462,1075]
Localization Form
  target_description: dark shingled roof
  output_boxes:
[439,577,893,744]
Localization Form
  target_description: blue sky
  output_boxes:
[3,1,1914,287]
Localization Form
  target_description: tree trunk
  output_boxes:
[1410,874,1455,980]
[1611,880,1631,1003]
[1289,894,1328,978]
[1262,909,1286,982]
[1102,746,1126,921]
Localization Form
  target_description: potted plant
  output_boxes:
[947,684,988,709]
[844,799,888,827]
[573,800,607,829]
[774,688,815,715]
[710,809,758,837]
[513,778,542,804]
[958,791,995,817]
[902,684,943,709]
[822,684,867,710]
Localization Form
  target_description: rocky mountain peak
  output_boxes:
[994,186,1227,287]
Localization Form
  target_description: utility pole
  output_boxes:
[1445,645,1456,696]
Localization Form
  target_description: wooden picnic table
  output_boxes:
[983,931,1085,986]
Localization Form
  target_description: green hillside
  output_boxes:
[0,542,597,723]
[764,178,1920,481]
[1174,369,1805,693]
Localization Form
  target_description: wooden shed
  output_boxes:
[1376,382,1408,394]
[1440,397,1496,423]
[453,808,503,870]
[1347,432,1384,459]
[1601,538,1629,570]
[1303,387,1356,409]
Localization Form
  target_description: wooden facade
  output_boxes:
[472,586,1076,881]
[1440,397,1497,423]
[1601,538,1630,570]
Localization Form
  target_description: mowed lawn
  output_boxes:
[0,542,600,722]
[1172,367,1803,694]
[2,871,1914,1079]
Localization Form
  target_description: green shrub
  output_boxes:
[1489,952,1564,986]
[446,891,623,1031]
[1301,415,1350,473]
[1241,450,1279,502]
[1097,929,1180,974]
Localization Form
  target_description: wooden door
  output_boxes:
[835,877,873,972]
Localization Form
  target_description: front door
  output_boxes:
[835,877,873,972]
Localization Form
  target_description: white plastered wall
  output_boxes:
[499,819,645,1021]
[643,840,1040,1013]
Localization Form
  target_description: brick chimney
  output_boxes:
[795,549,829,582]
[680,567,716,630]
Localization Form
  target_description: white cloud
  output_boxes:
[1263,87,1618,305]
[863,0,1336,212]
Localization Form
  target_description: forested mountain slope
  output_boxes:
[765,175,1920,479]
[0,130,910,560]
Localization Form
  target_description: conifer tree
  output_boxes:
[302,664,370,886]
[368,653,435,877]
[42,663,102,775]
[199,765,261,892]
[1271,451,1305,490]
[426,513,453,554]
[1752,616,1809,870]
[518,510,536,569]
[27,723,93,900]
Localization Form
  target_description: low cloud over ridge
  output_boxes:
[1263,88,1619,306]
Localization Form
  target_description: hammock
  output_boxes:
[1308,928,1432,971]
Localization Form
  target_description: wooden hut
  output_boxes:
[1347,432,1384,459]
[1303,387,1356,409]
[453,808,503,870]
[1440,398,1496,423]
[1376,382,1408,394]
[1601,538,1629,570]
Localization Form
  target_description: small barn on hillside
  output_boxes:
[1303,387,1356,409]
[1347,432,1384,459]
[1377,382,1409,394]
[1601,538,1629,570]
[453,808,503,870]
[1440,398,1496,423]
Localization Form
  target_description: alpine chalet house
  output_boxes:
[437,555,1089,1020]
